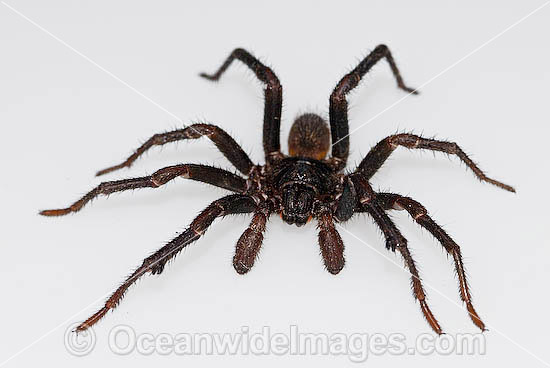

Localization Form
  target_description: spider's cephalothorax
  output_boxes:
[272,114,335,226]
[41,45,515,334]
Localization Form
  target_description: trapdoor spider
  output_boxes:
[41,45,514,334]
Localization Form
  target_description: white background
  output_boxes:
[1,1,549,367]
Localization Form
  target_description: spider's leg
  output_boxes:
[328,45,417,170]
[317,208,345,274]
[96,124,254,176]
[356,133,515,192]
[376,193,486,331]
[75,194,256,332]
[351,174,443,334]
[40,164,247,216]
[233,206,270,274]
[200,48,283,162]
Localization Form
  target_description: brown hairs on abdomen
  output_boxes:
[288,113,331,160]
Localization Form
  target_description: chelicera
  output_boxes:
[41,45,514,334]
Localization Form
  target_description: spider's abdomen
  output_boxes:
[271,157,335,226]
[288,113,331,160]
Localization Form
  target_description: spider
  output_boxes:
[40,45,515,334]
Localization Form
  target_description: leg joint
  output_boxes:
[395,197,428,220]
[388,133,419,148]
[152,166,189,186]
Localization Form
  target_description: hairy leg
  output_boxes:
[357,133,515,192]
[376,193,486,331]
[328,45,417,169]
[75,194,256,332]
[200,48,283,162]
[350,174,442,334]
[317,208,345,274]
[40,165,247,216]
[96,124,254,176]
[233,206,270,274]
